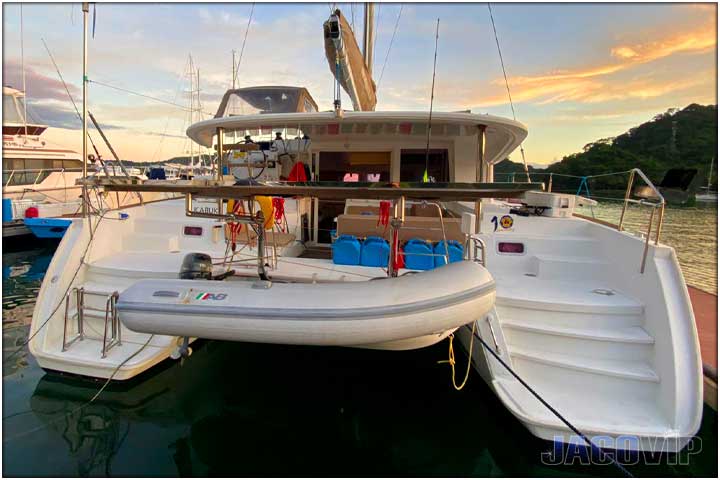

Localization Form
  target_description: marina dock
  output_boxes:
[689,286,718,410]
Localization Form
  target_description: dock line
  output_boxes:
[465,324,634,477]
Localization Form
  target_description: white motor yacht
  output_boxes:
[3,86,85,220]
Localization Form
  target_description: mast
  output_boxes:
[81,2,89,218]
[186,54,198,172]
[232,50,236,90]
[20,4,28,140]
[363,3,375,75]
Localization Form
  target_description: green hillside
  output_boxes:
[497,104,718,192]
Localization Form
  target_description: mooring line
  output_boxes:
[464,324,634,477]
[2,334,155,443]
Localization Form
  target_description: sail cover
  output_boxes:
[323,9,377,111]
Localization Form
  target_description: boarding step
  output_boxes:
[122,233,179,252]
[530,254,608,280]
[87,252,190,278]
[503,320,654,361]
[132,217,203,235]
[502,319,654,344]
[492,377,675,443]
[508,346,660,383]
[495,279,644,330]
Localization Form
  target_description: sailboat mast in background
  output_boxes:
[363,3,375,76]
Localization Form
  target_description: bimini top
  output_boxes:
[214,86,319,118]
[188,109,528,165]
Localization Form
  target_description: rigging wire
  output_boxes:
[423,18,440,183]
[350,2,355,32]
[232,2,255,88]
[487,3,531,183]
[377,4,403,90]
[41,38,102,155]
[88,78,213,116]
[151,58,189,162]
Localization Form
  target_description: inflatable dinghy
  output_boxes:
[117,261,495,350]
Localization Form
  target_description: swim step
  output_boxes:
[496,278,644,315]
[508,346,660,383]
[492,377,674,440]
[87,252,189,278]
[530,254,609,280]
[122,233,179,252]
[503,319,654,361]
[502,319,654,344]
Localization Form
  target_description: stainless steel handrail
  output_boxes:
[465,236,487,267]
[62,287,85,352]
[617,168,666,273]
[101,292,122,358]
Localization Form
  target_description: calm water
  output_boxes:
[2,205,718,477]
[575,200,717,294]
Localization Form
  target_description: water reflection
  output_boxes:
[2,335,714,477]
[3,247,54,319]
[16,340,558,477]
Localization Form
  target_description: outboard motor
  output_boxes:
[179,253,213,280]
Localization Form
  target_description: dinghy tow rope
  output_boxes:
[461,323,634,477]
[438,320,476,391]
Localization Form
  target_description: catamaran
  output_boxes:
[27,5,702,454]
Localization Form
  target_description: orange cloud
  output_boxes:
[475,20,716,107]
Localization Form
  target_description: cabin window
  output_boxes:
[400,149,449,182]
[3,158,57,185]
[303,98,317,112]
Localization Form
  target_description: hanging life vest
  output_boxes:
[288,162,308,182]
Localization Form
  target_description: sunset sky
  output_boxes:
[2,2,717,165]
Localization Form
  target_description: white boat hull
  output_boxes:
[117,261,495,349]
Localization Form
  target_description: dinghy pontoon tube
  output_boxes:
[117,261,495,350]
